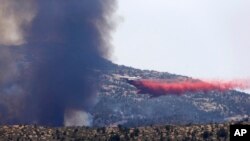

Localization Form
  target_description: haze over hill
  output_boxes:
[114,0,250,80]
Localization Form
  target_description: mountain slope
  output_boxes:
[91,64,250,127]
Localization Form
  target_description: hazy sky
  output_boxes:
[113,0,250,79]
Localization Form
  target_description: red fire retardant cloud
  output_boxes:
[128,79,250,96]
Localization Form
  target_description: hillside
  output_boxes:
[91,63,250,127]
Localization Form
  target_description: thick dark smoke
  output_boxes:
[0,0,117,126]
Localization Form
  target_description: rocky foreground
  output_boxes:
[0,120,249,141]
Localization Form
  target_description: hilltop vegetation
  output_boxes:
[1,120,249,141]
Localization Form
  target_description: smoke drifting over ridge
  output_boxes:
[0,0,117,126]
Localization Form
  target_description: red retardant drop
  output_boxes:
[127,79,250,96]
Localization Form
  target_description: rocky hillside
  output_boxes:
[91,63,250,127]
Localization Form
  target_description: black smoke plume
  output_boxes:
[0,0,117,126]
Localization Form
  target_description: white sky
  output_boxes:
[113,0,250,79]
